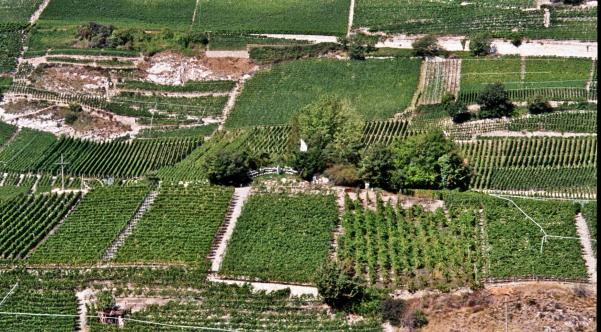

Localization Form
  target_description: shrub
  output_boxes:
[324,164,360,186]
[469,33,493,56]
[477,83,514,119]
[412,35,446,57]
[315,260,365,308]
[528,95,553,114]
[203,151,255,186]
[407,309,428,328]
[380,298,407,327]
[64,113,78,125]
[442,93,470,123]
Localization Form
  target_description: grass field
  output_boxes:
[226,58,421,127]
[0,0,43,23]
[39,0,197,30]
[195,0,349,35]
[221,193,338,283]
[461,57,592,92]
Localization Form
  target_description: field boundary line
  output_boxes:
[29,0,51,24]
[347,0,355,37]
[209,187,251,272]
[575,213,596,283]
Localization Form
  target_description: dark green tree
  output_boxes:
[527,95,553,114]
[469,33,493,56]
[476,83,514,119]
[358,144,394,190]
[442,93,470,123]
[412,35,445,57]
[315,260,365,308]
[203,151,255,186]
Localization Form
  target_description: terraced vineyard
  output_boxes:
[419,58,461,105]
[0,128,57,173]
[459,57,594,102]
[226,58,421,127]
[115,184,233,266]
[29,185,149,264]
[31,136,202,178]
[221,193,338,283]
[194,0,350,35]
[0,23,27,73]
[581,201,597,256]
[459,137,597,198]
[339,196,483,289]
[0,192,81,260]
[0,0,43,23]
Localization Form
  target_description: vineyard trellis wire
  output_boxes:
[490,194,581,254]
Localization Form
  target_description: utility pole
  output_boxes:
[55,154,69,191]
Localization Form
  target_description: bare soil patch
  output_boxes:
[415,282,596,332]
[31,65,109,96]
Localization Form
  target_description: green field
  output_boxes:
[226,58,421,127]
[195,0,349,35]
[0,0,43,23]
[221,193,338,283]
[0,24,26,73]
[0,128,57,173]
[29,186,148,264]
[39,0,197,29]
[115,185,233,265]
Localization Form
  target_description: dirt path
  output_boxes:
[575,213,596,283]
[207,274,318,297]
[218,79,245,131]
[543,8,551,28]
[409,60,428,110]
[520,56,526,81]
[347,0,355,37]
[29,0,51,24]
[76,289,94,332]
[376,34,597,58]
[204,50,249,59]
[209,187,251,272]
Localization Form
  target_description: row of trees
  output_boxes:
[287,96,471,191]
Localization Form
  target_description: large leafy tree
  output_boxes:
[358,144,395,190]
[290,96,364,178]
[476,83,514,119]
[390,130,470,190]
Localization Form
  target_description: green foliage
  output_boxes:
[250,43,341,64]
[359,144,394,190]
[64,112,78,125]
[222,193,338,283]
[315,260,366,308]
[0,128,57,173]
[412,35,445,57]
[324,164,360,186]
[117,80,235,93]
[527,95,553,114]
[476,83,515,119]
[469,33,493,56]
[442,93,470,123]
[0,24,26,73]
[390,130,469,190]
[203,150,254,186]
[408,309,429,328]
[581,202,596,256]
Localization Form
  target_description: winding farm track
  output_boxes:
[218,79,245,131]
[575,213,597,283]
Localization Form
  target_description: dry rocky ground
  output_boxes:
[399,282,597,332]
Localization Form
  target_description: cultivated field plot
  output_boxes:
[0,0,42,23]
[226,58,421,127]
[114,184,233,265]
[13,136,202,178]
[0,121,16,146]
[0,128,57,173]
[354,0,543,36]
[459,57,594,102]
[444,192,588,280]
[29,186,149,264]
[0,192,81,260]
[339,197,483,289]
[419,58,461,105]
[0,273,78,332]
[195,0,350,35]
[89,284,382,331]
[0,24,27,73]
[221,193,338,283]
[459,137,597,197]
[530,7,597,41]
[38,0,197,30]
